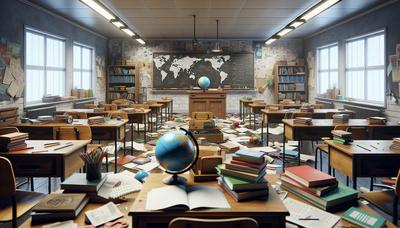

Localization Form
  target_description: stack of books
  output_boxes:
[31,193,89,225]
[61,173,107,201]
[88,116,105,125]
[216,150,268,201]
[293,117,312,125]
[0,132,29,151]
[368,117,387,125]
[390,138,400,151]
[332,130,353,145]
[280,165,358,211]
[332,114,350,124]
[300,104,314,112]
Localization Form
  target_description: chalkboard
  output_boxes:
[152,53,254,89]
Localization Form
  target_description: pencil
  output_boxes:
[356,144,371,151]
[54,143,73,151]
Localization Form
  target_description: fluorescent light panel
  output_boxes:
[112,21,124,28]
[290,21,304,28]
[265,38,277,45]
[121,28,135,36]
[301,0,340,21]
[277,28,293,37]
[136,38,145,45]
[81,0,115,21]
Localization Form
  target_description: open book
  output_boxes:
[146,185,230,210]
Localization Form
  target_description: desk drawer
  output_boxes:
[356,155,400,177]
[10,157,58,177]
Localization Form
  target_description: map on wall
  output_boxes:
[153,53,254,89]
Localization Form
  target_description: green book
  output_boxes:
[61,173,107,192]
[343,207,385,228]
[221,175,268,191]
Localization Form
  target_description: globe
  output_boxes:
[155,129,199,185]
[197,76,211,90]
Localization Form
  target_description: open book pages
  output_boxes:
[146,185,230,211]
[85,202,123,227]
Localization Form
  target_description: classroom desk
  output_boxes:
[123,109,151,144]
[147,103,163,131]
[153,99,173,122]
[248,102,266,129]
[325,140,400,189]
[239,99,259,120]
[260,109,355,144]
[14,119,128,173]
[129,173,289,228]
[0,140,90,193]
[281,119,400,169]
[279,103,323,109]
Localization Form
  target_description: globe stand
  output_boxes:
[163,174,187,185]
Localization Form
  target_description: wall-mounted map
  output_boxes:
[153,53,254,89]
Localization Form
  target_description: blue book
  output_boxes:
[235,150,264,159]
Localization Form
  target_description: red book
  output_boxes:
[285,165,336,187]
[230,159,267,169]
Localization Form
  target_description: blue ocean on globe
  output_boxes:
[155,131,195,172]
[197,76,211,89]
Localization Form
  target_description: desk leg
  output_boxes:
[328,145,331,175]
[144,114,147,143]
[149,112,153,132]
[266,123,270,146]
[298,140,301,165]
[123,125,126,156]
[261,117,264,143]
[131,123,134,155]
[48,177,51,193]
[239,102,242,120]
[30,178,34,191]
[156,109,159,130]
[283,124,286,171]
[253,113,256,130]
[352,161,357,190]
[160,107,164,125]
[114,128,118,173]
[171,100,173,118]
[249,111,252,129]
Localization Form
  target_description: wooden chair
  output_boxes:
[109,111,128,120]
[0,157,44,228]
[169,217,258,228]
[84,104,98,109]
[100,104,118,111]
[129,104,150,109]
[112,99,130,107]
[360,169,400,225]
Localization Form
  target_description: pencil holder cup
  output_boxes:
[86,163,101,181]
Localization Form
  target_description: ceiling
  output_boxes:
[28,0,390,40]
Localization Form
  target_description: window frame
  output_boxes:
[73,42,94,90]
[24,27,66,105]
[344,30,386,105]
[316,42,339,95]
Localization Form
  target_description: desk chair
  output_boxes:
[0,128,34,191]
[360,169,400,225]
[169,217,258,228]
[0,157,44,228]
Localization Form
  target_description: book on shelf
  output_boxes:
[285,165,337,187]
[342,207,386,228]
[31,193,89,225]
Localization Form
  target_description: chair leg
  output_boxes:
[393,196,398,225]
[346,176,349,186]
[370,177,374,191]
[30,177,34,191]
[314,147,318,169]
[319,150,323,171]
[332,168,336,177]
[12,195,17,228]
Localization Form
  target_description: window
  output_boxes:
[73,44,93,89]
[25,29,65,104]
[345,31,385,103]
[317,44,338,94]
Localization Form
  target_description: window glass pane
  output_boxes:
[319,72,329,94]
[26,69,45,102]
[367,69,384,102]
[346,39,365,68]
[329,71,338,89]
[82,48,92,70]
[82,71,91,89]
[26,32,44,66]
[73,71,81,89]
[367,34,384,67]
[73,46,81,70]
[46,38,65,68]
[346,70,364,99]
[46,70,65,96]
[319,48,329,70]
[329,46,338,69]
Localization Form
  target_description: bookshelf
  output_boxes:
[274,65,307,103]
[107,64,140,103]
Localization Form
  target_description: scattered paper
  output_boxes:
[43,220,77,228]
[126,141,147,151]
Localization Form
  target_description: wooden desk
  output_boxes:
[153,99,173,122]
[0,140,90,193]
[325,140,400,189]
[239,99,261,120]
[14,119,128,173]
[279,103,323,109]
[281,119,400,169]
[147,103,163,131]
[123,109,151,144]
[188,90,226,119]
[260,109,355,144]
[129,174,289,228]
[248,102,266,129]
[267,174,397,228]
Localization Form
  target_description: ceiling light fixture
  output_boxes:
[192,14,200,49]
[79,0,146,45]
[211,19,222,53]
[265,0,341,45]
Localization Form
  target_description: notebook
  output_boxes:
[61,173,107,192]
[342,207,386,228]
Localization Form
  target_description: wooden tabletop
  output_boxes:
[129,174,289,216]
[261,109,354,114]
[240,99,262,103]
[14,119,129,128]
[282,119,399,127]
[0,140,90,156]
[248,103,267,108]
[55,108,99,113]
[153,99,173,103]
[324,140,400,155]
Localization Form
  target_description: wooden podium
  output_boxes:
[188,90,227,118]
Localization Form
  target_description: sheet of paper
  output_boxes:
[126,141,147,151]
[187,185,230,210]
[136,157,159,172]
[300,154,315,162]
[43,220,77,228]
[283,197,340,228]
[123,162,138,170]
[146,185,188,210]
[235,127,249,133]
[85,202,123,227]
[98,171,142,199]
[269,126,284,135]
[3,67,13,85]
[6,80,17,97]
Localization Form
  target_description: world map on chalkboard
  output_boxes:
[152,53,254,89]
